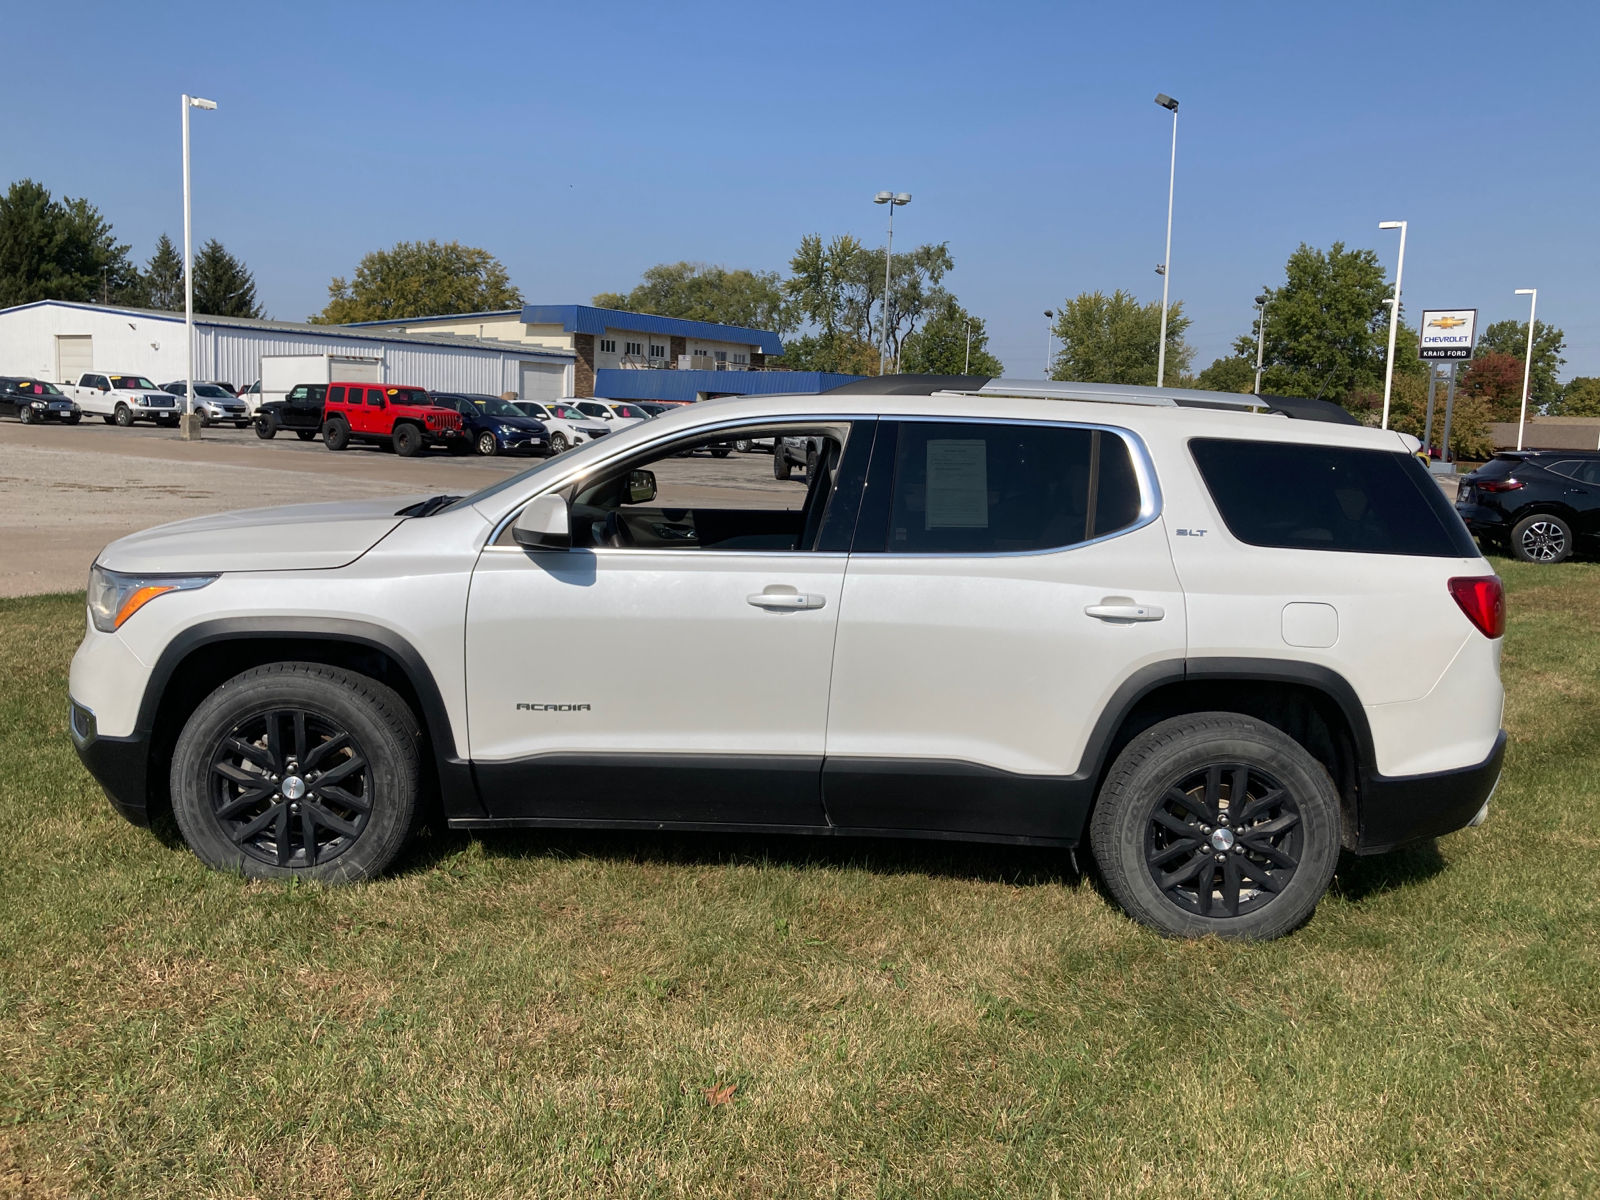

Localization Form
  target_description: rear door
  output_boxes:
[822,418,1185,839]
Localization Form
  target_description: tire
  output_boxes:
[393,423,423,457]
[64,414,81,425]
[296,429,317,441]
[1510,513,1572,564]
[114,403,133,427]
[548,431,569,455]
[774,448,792,480]
[734,439,752,453]
[236,421,252,429]
[101,414,115,424]
[1088,713,1341,941]
[255,418,277,439]
[18,405,35,425]
[322,419,349,451]
[476,431,499,457]
[200,412,213,428]
[805,447,819,478]
[169,663,422,883]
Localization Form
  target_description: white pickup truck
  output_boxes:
[66,373,184,427]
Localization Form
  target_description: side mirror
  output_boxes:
[512,493,571,550]
[626,469,656,504]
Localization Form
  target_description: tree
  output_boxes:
[1193,355,1257,394]
[1235,241,1411,407]
[1475,318,1565,412]
[0,179,138,307]
[1558,377,1600,417]
[593,261,790,333]
[142,234,184,311]
[1369,368,1493,461]
[1454,350,1530,423]
[313,240,522,324]
[899,296,1004,376]
[189,238,264,318]
[1049,290,1192,385]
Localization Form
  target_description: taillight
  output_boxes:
[1476,478,1525,492]
[1449,575,1505,639]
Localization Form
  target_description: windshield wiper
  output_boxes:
[396,494,462,518]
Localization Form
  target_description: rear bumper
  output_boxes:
[70,699,152,827]
[1357,729,1506,853]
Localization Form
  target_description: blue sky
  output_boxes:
[7,0,1597,377]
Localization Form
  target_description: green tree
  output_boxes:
[1050,290,1192,385]
[899,296,1004,376]
[1236,241,1412,407]
[190,238,264,318]
[1558,377,1600,417]
[1193,355,1257,393]
[1455,350,1532,423]
[0,179,139,307]
[1475,318,1565,412]
[313,240,522,323]
[142,233,184,311]
[593,261,790,333]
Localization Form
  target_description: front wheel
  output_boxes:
[255,418,277,440]
[476,431,499,457]
[296,429,317,441]
[1088,713,1341,941]
[734,439,752,453]
[548,432,569,455]
[393,423,423,457]
[101,414,115,424]
[1510,513,1572,564]
[18,405,36,425]
[169,663,422,883]
[322,419,349,451]
[114,404,133,427]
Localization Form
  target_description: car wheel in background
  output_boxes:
[476,431,498,457]
[734,439,753,453]
[114,404,133,427]
[236,421,252,429]
[322,419,350,451]
[101,414,115,425]
[18,405,36,425]
[549,432,569,454]
[296,430,317,442]
[393,424,423,457]
[1510,514,1572,564]
[169,663,422,883]
[199,412,213,428]
[255,418,277,440]
[774,448,791,480]
[1088,713,1341,941]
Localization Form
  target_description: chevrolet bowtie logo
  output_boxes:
[1428,316,1468,329]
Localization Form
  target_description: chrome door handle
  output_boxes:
[1085,603,1165,622]
[747,592,825,610]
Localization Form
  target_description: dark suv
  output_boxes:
[255,384,327,441]
[430,392,549,457]
[1456,450,1600,563]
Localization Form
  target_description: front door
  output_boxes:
[823,419,1187,839]
[465,420,868,826]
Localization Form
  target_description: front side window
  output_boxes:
[1191,438,1479,558]
[868,421,1142,554]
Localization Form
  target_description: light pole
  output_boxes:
[182,93,217,438]
[1044,310,1055,379]
[964,319,973,375]
[1378,219,1407,430]
[873,191,910,375]
[1253,294,1268,395]
[1154,93,1179,387]
[1514,288,1538,451]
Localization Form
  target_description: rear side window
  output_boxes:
[1546,459,1600,485]
[328,385,346,403]
[1190,438,1479,558]
[872,421,1143,554]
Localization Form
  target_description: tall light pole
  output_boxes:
[1044,310,1055,379]
[964,319,973,375]
[873,191,910,375]
[183,93,217,437]
[1154,93,1179,387]
[1378,219,1407,430]
[1253,294,1269,395]
[1514,288,1538,451]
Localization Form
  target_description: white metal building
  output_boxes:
[0,301,577,403]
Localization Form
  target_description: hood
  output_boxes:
[97,495,424,574]
[490,416,546,432]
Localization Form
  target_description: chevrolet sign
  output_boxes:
[1418,308,1477,360]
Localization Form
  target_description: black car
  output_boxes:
[1456,450,1600,563]
[430,392,550,457]
[0,377,81,424]
[255,384,327,441]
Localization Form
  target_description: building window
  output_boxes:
[600,339,616,353]
[714,350,728,364]
[649,344,666,358]
[625,341,643,356]
[733,353,747,364]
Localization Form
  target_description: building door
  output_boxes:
[331,356,381,383]
[520,362,563,404]
[56,335,93,383]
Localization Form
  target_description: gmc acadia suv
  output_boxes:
[69,376,1506,940]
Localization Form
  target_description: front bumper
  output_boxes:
[70,699,152,827]
[495,429,549,453]
[1357,729,1506,853]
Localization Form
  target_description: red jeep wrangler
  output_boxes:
[321,383,465,456]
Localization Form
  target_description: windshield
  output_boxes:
[553,405,591,421]
[516,403,551,419]
[109,376,157,391]
[610,404,648,419]
[14,381,63,396]
[384,388,429,405]
[194,384,231,398]
[577,403,610,417]
[468,396,526,418]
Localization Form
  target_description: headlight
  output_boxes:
[87,564,217,632]
[499,424,520,435]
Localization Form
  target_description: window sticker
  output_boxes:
[925,439,988,529]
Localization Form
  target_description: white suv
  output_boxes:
[69,377,1505,939]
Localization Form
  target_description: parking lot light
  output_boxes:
[1514,288,1537,451]
[183,94,218,437]
[1253,295,1269,395]
[1378,220,1407,430]
[1154,94,1179,387]
[873,191,911,375]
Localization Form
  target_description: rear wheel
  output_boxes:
[1510,513,1572,564]
[774,448,792,480]
[476,431,499,457]
[734,439,753,453]
[255,418,277,439]
[114,403,133,427]
[1089,713,1341,941]
[393,423,423,457]
[169,663,422,883]
[322,418,350,451]
[296,429,317,442]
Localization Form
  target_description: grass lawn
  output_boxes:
[2,559,1597,1198]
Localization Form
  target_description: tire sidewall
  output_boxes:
[477,431,498,456]
[115,404,132,426]
[1091,715,1341,940]
[1511,513,1572,564]
[323,419,348,450]
[394,424,421,457]
[170,666,420,883]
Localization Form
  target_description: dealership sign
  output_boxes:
[1418,309,1477,360]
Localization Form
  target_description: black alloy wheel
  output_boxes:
[323,418,350,451]
[477,431,499,457]
[1511,514,1572,564]
[1142,762,1302,919]
[114,404,133,427]
[296,429,317,441]
[393,423,423,457]
[256,418,277,439]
